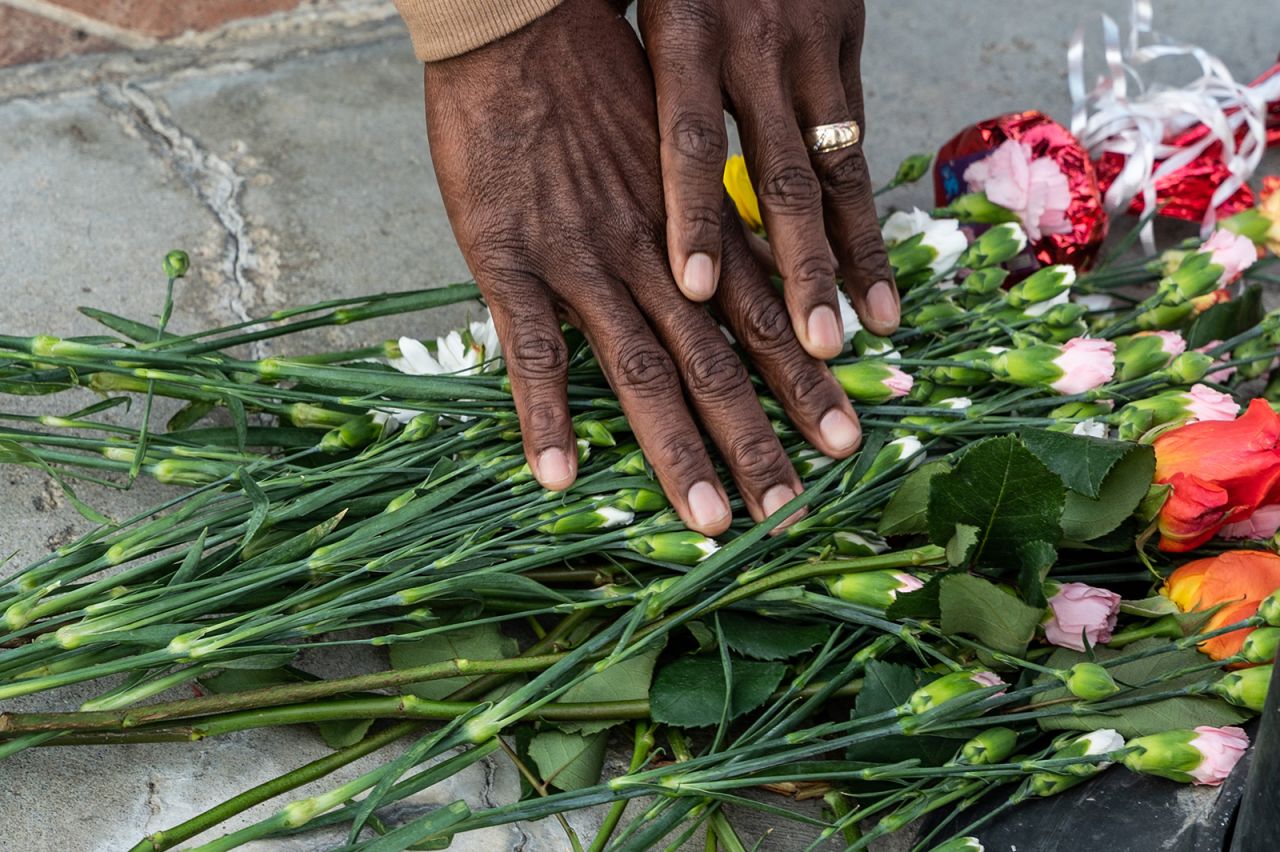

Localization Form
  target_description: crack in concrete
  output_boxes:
[98,81,267,357]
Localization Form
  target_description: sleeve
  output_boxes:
[392,0,568,62]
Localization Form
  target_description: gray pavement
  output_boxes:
[1,0,1277,849]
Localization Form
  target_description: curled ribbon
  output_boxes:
[1069,0,1280,245]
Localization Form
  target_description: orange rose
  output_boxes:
[1163,550,1280,660]
[1153,399,1280,551]
[1261,176,1280,256]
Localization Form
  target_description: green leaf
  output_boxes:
[1022,429,1133,499]
[1186,284,1263,348]
[1121,595,1180,618]
[719,612,831,661]
[167,400,215,432]
[555,637,665,735]
[879,460,951,536]
[1036,640,1250,738]
[854,660,920,716]
[387,624,518,701]
[939,573,1044,656]
[885,573,943,620]
[528,729,609,791]
[316,717,375,749]
[238,470,271,550]
[1059,444,1156,543]
[945,523,980,567]
[650,657,787,728]
[848,661,959,766]
[927,436,1065,576]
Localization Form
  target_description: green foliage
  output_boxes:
[1021,429,1133,499]
[650,657,786,728]
[848,661,960,766]
[718,612,831,661]
[927,436,1065,578]
[1059,444,1156,543]
[939,574,1044,656]
[1037,641,1250,738]
[528,729,609,791]
[878,460,951,536]
[387,623,518,701]
[555,639,664,735]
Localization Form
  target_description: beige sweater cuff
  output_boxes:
[393,0,567,61]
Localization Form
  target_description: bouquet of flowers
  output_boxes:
[0,146,1278,851]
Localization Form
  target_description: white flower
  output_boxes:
[837,290,862,342]
[596,506,636,529]
[389,313,502,377]
[1078,728,1125,758]
[938,397,973,410]
[887,436,925,469]
[1072,419,1109,439]
[882,208,968,275]
[1074,293,1118,312]
[1023,289,1071,318]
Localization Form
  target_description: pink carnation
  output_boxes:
[963,139,1072,241]
[1050,338,1116,395]
[1188,726,1249,786]
[1043,582,1121,651]
[884,366,914,398]
[1201,229,1259,285]
[1143,330,1187,358]
[1183,384,1239,422]
[971,671,1007,694]
[892,572,925,595]
[1219,504,1280,540]
[1194,341,1237,383]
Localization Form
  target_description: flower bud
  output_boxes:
[163,249,190,279]
[627,530,719,565]
[832,530,889,557]
[1221,208,1274,244]
[1212,665,1272,712]
[907,670,1005,715]
[613,487,668,512]
[610,448,649,476]
[319,413,387,454]
[883,209,968,279]
[930,838,984,852]
[538,503,634,535]
[940,192,1021,225]
[1162,250,1228,300]
[1114,332,1187,382]
[1260,589,1280,626]
[1239,626,1280,664]
[957,222,1028,269]
[1064,662,1121,700]
[961,266,1009,296]
[1043,582,1120,652]
[288,403,355,429]
[890,153,933,187]
[401,412,438,442]
[992,338,1116,395]
[827,569,924,610]
[858,436,925,484]
[575,419,616,447]
[149,459,230,486]
[958,727,1019,765]
[1232,335,1278,380]
[925,346,1003,386]
[831,361,914,404]
[851,330,897,359]
[906,299,967,327]
[1124,726,1250,786]
[1164,351,1215,384]
[1030,728,1124,796]
[1005,264,1076,310]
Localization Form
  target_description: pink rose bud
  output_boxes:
[1043,582,1121,651]
[1220,504,1280,540]
[1050,338,1116,395]
[1188,726,1250,785]
[1201,229,1260,285]
[962,139,1072,241]
[1183,383,1241,422]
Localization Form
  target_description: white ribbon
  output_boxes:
[1068,0,1280,247]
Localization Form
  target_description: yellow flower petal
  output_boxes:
[723,155,763,233]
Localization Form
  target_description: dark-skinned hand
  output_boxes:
[421,0,862,534]
[638,0,898,358]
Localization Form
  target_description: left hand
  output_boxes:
[637,0,897,359]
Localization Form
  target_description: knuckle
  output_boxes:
[645,0,720,41]
[845,227,891,275]
[750,12,792,57]
[666,110,728,168]
[818,147,871,202]
[789,366,835,412]
[524,400,566,437]
[509,331,568,380]
[726,433,790,482]
[679,204,721,249]
[615,340,679,396]
[758,160,821,215]
[737,289,792,352]
[655,430,708,480]
[683,346,748,400]
[789,255,837,295]
[800,9,840,50]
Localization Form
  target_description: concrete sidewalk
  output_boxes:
[1,1,1277,849]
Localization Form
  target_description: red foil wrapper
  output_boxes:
[1094,60,1280,223]
[934,110,1108,269]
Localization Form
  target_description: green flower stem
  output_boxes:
[585,722,656,852]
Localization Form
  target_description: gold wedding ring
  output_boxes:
[802,120,861,154]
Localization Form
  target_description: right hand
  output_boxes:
[421,0,862,534]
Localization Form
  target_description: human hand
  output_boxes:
[638,0,897,359]
[422,0,861,533]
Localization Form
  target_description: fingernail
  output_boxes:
[536,448,572,488]
[866,280,900,326]
[762,483,798,517]
[819,408,861,452]
[806,305,842,354]
[687,480,730,529]
[683,253,716,300]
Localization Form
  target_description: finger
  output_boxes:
[483,278,576,491]
[570,285,732,536]
[625,262,803,527]
[795,25,898,336]
[731,78,844,361]
[715,198,863,461]
[650,40,729,302]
